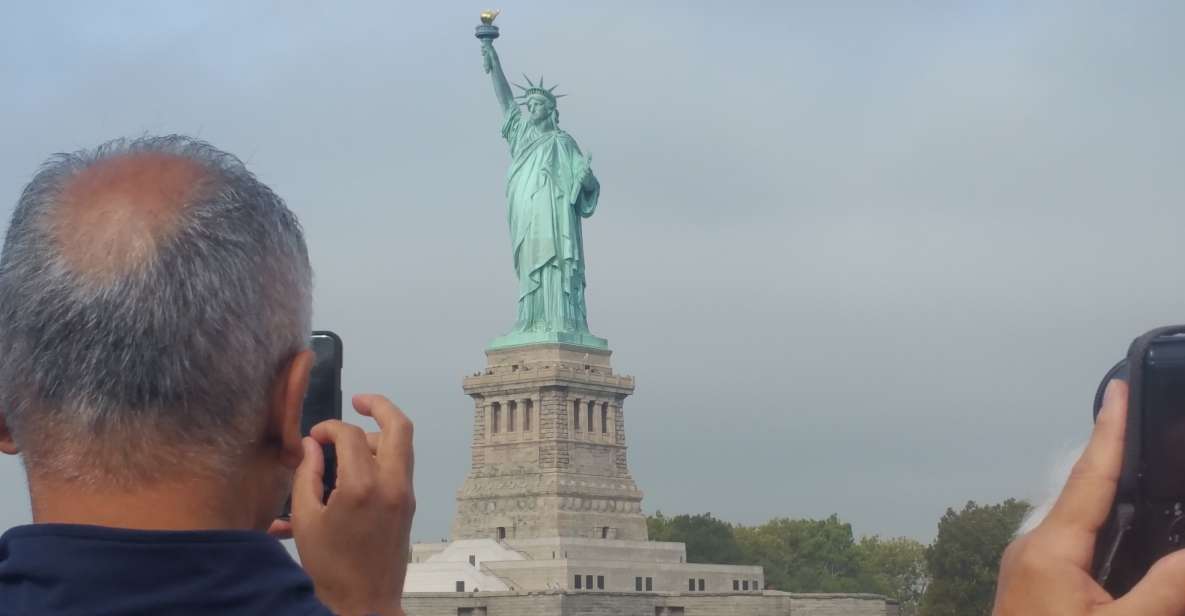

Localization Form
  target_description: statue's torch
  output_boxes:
[475,10,500,43]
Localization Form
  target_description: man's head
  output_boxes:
[0,136,313,507]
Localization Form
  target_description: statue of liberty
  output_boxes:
[477,13,607,349]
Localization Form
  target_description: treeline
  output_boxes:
[647,498,1030,616]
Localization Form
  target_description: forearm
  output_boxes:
[490,71,513,112]
[334,607,402,616]
[321,595,403,616]
[484,43,514,113]
[324,594,404,616]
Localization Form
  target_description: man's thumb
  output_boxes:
[291,437,326,518]
[1103,550,1185,616]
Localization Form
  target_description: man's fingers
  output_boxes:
[267,518,294,540]
[1101,550,1185,616]
[1044,379,1128,537]
[310,420,376,490]
[353,395,410,438]
[291,437,325,518]
[353,394,414,478]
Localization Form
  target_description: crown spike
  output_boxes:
[522,74,535,87]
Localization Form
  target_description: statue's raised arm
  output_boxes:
[477,13,515,116]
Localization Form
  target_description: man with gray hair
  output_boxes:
[0,135,413,616]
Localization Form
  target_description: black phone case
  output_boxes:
[1091,325,1185,594]
[281,330,343,519]
[310,331,343,501]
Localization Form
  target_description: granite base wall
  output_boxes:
[403,590,895,616]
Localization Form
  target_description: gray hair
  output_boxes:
[0,135,312,484]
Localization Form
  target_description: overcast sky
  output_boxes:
[2,2,1184,545]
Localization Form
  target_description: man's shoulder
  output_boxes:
[0,524,332,615]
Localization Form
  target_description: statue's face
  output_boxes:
[526,95,552,124]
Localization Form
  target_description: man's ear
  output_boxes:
[0,412,19,455]
[266,350,314,470]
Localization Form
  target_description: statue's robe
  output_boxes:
[502,107,599,335]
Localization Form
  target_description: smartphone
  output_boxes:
[1092,327,1185,596]
[281,330,342,519]
[1139,337,1185,506]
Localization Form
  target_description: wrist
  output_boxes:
[334,605,402,616]
[320,592,401,616]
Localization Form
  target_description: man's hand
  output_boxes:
[993,380,1185,615]
[291,395,415,616]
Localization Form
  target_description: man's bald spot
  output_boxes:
[52,152,212,277]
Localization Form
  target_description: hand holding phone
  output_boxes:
[291,395,415,616]
[992,378,1185,615]
[1091,326,1185,596]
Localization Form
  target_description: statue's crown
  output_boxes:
[513,75,566,105]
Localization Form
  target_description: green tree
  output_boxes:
[647,512,744,564]
[855,536,928,616]
[734,514,864,592]
[650,510,930,608]
[919,499,1031,616]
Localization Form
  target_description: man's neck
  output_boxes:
[28,472,268,531]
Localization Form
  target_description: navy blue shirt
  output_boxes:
[0,524,333,615]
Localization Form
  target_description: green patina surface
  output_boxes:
[479,23,608,350]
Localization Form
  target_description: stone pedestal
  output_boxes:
[453,343,645,541]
